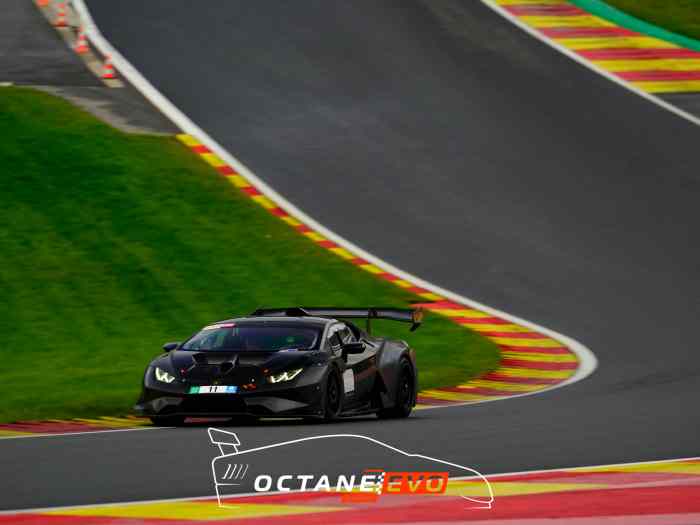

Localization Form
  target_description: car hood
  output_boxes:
[160,349,322,382]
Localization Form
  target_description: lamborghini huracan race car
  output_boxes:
[134,307,422,425]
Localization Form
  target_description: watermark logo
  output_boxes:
[208,428,493,509]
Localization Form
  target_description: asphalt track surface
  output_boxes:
[3,0,700,511]
[2,0,100,85]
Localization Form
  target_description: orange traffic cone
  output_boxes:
[53,2,67,27]
[74,28,89,54]
[101,55,116,79]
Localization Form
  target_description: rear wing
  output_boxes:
[249,307,424,333]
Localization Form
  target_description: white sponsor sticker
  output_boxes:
[342,369,355,393]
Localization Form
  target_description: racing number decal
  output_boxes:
[189,386,238,394]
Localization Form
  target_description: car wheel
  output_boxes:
[323,370,343,421]
[377,358,415,419]
[149,415,185,426]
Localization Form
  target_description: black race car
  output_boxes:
[134,307,422,425]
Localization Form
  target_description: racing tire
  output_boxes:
[377,358,415,419]
[322,369,343,421]
[149,415,185,427]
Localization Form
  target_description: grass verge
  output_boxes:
[603,0,700,41]
[0,87,500,423]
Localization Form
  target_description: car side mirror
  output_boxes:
[162,342,180,352]
[342,342,365,355]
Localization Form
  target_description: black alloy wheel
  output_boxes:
[378,358,414,419]
[324,370,343,421]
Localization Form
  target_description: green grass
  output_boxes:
[604,0,700,41]
[0,87,499,423]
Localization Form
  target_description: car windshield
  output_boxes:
[182,323,321,352]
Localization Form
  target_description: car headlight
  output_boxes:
[267,368,303,384]
[155,366,176,384]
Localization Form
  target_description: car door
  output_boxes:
[324,324,352,403]
[337,325,377,406]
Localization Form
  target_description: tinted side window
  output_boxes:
[338,327,355,343]
[331,332,343,348]
[324,327,343,352]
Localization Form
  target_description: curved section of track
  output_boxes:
[2,0,699,512]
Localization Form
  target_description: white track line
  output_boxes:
[69,0,596,399]
[0,426,168,441]
[2,454,697,515]
[479,0,700,128]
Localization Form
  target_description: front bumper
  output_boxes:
[134,388,323,418]
[134,366,327,418]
